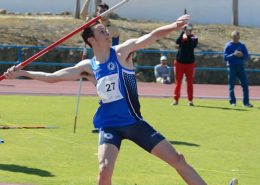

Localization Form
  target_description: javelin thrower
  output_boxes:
[3,12,209,184]
[79,1,122,134]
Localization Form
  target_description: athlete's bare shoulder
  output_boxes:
[114,45,135,70]
[76,59,93,73]
[76,59,91,66]
[76,59,97,85]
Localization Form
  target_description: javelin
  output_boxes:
[73,78,83,133]
[0,0,129,81]
[73,45,87,133]
[0,125,58,129]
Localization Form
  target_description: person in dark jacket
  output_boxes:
[172,23,198,106]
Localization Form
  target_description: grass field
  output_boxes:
[0,95,259,185]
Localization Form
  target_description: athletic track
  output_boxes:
[0,79,259,100]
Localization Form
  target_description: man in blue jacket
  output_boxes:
[224,31,253,107]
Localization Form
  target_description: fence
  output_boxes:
[1,45,260,73]
[136,49,260,72]
[0,45,90,67]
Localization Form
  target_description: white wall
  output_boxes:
[239,0,260,27]
[0,0,73,13]
[0,0,259,27]
[105,0,260,27]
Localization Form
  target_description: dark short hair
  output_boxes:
[81,23,99,48]
[98,3,109,11]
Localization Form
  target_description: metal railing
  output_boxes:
[1,44,260,72]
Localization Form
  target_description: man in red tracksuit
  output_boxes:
[172,23,198,106]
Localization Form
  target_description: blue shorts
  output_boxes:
[99,120,165,152]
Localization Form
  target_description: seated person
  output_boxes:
[154,55,171,84]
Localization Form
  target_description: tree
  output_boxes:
[232,0,239,26]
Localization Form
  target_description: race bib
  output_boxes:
[96,73,123,103]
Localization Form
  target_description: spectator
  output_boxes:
[96,3,120,46]
[80,0,102,20]
[154,55,171,84]
[224,31,253,107]
[81,2,120,46]
[172,23,198,106]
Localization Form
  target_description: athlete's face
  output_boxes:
[92,24,110,46]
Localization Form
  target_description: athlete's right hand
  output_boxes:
[4,66,18,79]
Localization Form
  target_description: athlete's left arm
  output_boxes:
[117,14,189,60]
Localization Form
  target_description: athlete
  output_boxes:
[4,14,207,185]
[82,2,121,133]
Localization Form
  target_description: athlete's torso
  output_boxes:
[90,47,142,128]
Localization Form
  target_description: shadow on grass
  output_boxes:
[169,140,200,147]
[194,105,249,111]
[0,164,55,177]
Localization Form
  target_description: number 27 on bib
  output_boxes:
[96,73,123,103]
